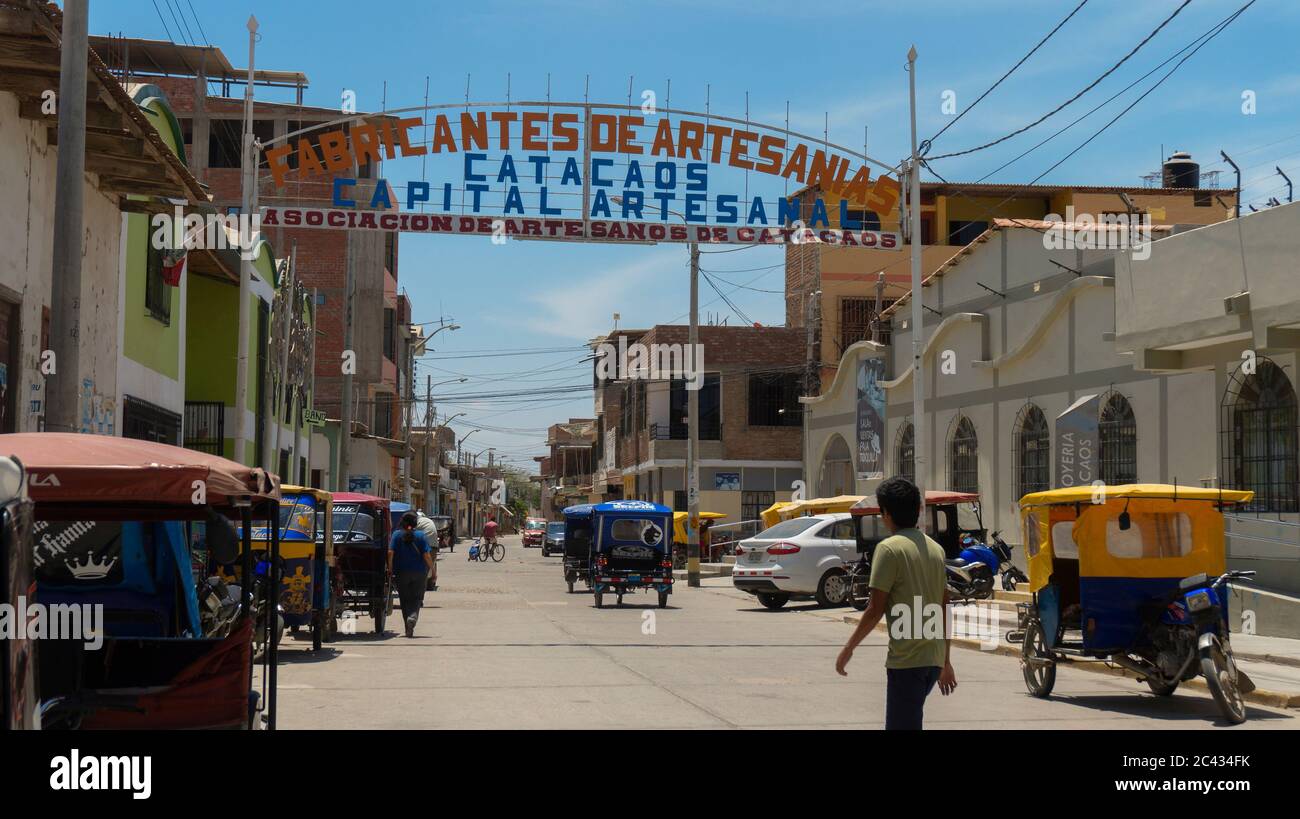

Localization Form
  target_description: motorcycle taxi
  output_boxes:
[1008,484,1258,724]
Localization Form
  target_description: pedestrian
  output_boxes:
[387,511,434,638]
[835,476,956,729]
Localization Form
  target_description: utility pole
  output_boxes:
[422,377,433,513]
[687,241,701,587]
[871,272,885,344]
[907,45,926,497]
[336,236,354,492]
[1220,151,1241,219]
[46,0,88,433]
[234,15,258,463]
[272,244,295,477]
[307,287,318,487]
[402,330,415,504]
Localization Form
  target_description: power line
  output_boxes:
[162,0,194,46]
[922,0,1089,153]
[959,0,1252,186]
[184,0,210,45]
[925,0,1193,161]
[149,0,177,43]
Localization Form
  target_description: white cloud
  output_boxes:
[520,247,687,340]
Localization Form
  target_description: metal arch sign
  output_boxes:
[257,101,904,248]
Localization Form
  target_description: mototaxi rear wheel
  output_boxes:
[1021,620,1056,698]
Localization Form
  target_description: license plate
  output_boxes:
[746,551,765,563]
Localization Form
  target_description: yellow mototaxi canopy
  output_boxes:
[1018,484,1253,508]
[1018,484,1253,592]
[760,495,866,530]
[672,511,727,543]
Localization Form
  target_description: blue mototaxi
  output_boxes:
[585,500,674,609]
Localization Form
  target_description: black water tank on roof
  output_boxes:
[1162,151,1200,188]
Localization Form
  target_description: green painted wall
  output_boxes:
[122,213,181,378]
[185,274,238,406]
[122,94,185,380]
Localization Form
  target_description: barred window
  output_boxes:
[747,372,802,426]
[742,490,774,522]
[839,297,893,352]
[896,422,915,482]
[948,416,978,493]
[144,240,171,325]
[1099,393,1137,485]
[1013,404,1051,499]
[1222,359,1298,512]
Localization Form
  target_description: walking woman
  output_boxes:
[387,511,434,637]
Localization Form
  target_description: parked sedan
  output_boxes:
[523,519,546,547]
[731,513,858,609]
[541,521,566,557]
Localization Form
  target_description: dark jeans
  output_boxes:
[885,666,941,730]
[396,570,426,624]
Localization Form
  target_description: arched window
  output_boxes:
[1099,392,1137,485]
[1222,359,1298,512]
[896,422,915,482]
[948,416,978,493]
[1013,403,1050,498]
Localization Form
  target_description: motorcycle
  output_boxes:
[945,533,997,602]
[989,530,1029,591]
[1111,570,1257,723]
[846,553,872,611]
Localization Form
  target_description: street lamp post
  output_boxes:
[907,46,926,499]
[420,378,465,513]
[406,323,459,505]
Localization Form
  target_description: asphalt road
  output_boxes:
[270,534,1298,729]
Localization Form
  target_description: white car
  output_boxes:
[732,513,858,609]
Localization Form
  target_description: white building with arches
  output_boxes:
[801,208,1300,610]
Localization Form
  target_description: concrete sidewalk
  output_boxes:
[705,575,1300,708]
[836,606,1300,709]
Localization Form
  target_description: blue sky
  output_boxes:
[94,0,1299,469]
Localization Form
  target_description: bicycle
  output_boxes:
[471,537,504,563]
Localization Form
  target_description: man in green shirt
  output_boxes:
[836,476,956,729]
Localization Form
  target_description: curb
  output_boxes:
[841,614,1300,711]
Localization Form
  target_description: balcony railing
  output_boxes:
[649,422,720,441]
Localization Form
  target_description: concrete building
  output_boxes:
[787,175,1240,394]
[799,205,1300,616]
[96,36,414,490]
[588,324,805,523]
[536,419,598,519]
[0,2,221,438]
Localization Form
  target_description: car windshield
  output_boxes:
[547,522,565,535]
[752,517,825,539]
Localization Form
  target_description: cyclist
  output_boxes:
[482,514,500,550]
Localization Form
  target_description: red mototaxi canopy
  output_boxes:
[330,491,390,509]
[850,490,981,516]
[1,433,279,512]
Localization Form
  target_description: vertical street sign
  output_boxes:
[1056,394,1101,489]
